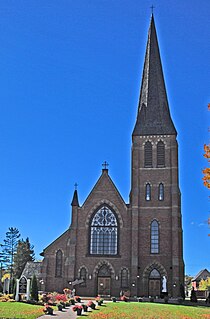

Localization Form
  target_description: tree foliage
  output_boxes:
[203,143,210,189]
[13,237,35,279]
[199,277,210,291]
[202,103,210,236]
[1,227,21,280]
[203,103,210,189]
[30,274,39,301]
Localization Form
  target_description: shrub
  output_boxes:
[30,274,39,301]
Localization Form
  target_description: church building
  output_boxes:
[40,14,184,298]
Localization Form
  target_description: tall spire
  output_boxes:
[133,14,177,136]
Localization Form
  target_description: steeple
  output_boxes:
[133,14,177,136]
[71,189,79,207]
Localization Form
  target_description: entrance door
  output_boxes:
[149,279,160,297]
[98,277,111,296]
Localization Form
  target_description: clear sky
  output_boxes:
[0,0,209,277]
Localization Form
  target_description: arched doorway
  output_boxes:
[97,264,111,296]
[148,269,161,297]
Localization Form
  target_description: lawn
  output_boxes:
[0,302,44,319]
[84,302,210,319]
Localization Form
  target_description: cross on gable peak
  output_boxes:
[102,161,109,171]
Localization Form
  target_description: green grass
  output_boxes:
[83,302,210,319]
[0,302,44,319]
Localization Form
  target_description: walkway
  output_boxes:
[38,305,77,319]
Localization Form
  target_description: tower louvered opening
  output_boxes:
[144,141,153,167]
[157,141,165,167]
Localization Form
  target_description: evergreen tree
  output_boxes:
[13,238,35,278]
[30,274,39,301]
[1,227,21,291]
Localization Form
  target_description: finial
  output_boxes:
[74,183,78,190]
[102,161,109,170]
[150,5,155,15]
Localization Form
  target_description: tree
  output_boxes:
[203,143,210,189]
[199,277,210,291]
[30,274,39,301]
[13,237,35,278]
[1,227,21,290]
[202,103,210,236]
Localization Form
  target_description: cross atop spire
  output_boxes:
[74,183,78,190]
[150,5,155,14]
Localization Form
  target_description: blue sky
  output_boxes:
[0,0,209,277]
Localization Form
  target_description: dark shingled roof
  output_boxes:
[192,268,210,281]
[21,261,42,279]
[133,14,177,136]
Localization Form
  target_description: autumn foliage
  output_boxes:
[202,144,210,189]
[202,104,210,189]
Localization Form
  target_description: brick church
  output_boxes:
[40,14,184,298]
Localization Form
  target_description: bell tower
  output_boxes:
[130,14,184,297]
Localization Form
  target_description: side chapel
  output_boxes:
[40,14,184,298]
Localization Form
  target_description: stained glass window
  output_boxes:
[121,268,129,288]
[151,220,159,254]
[158,183,164,201]
[55,250,63,277]
[149,268,160,278]
[90,206,118,255]
[80,267,87,286]
[146,183,151,201]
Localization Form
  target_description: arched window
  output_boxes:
[144,141,153,167]
[149,268,161,278]
[55,250,63,277]
[157,141,165,167]
[90,206,118,255]
[151,220,159,254]
[80,267,87,287]
[145,183,151,201]
[158,183,164,201]
[121,268,129,288]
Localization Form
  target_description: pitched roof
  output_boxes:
[192,268,210,281]
[21,261,42,279]
[133,14,177,136]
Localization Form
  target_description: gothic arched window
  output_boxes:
[121,268,129,288]
[151,220,159,254]
[149,268,161,278]
[145,183,151,201]
[80,267,87,287]
[157,141,165,167]
[90,206,118,255]
[144,141,153,167]
[55,250,63,277]
[158,183,164,201]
